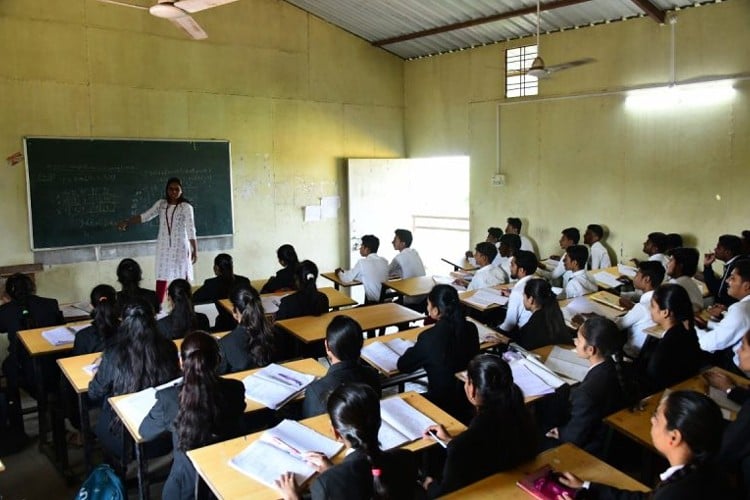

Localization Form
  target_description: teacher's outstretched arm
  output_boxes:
[117,215,142,232]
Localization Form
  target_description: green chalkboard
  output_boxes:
[24,137,233,250]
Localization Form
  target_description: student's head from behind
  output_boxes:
[665,233,683,251]
[499,234,521,257]
[560,227,580,249]
[666,247,699,278]
[276,244,299,268]
[505,217,522,235]
[213,253,234,277]
[116,258,143,288]
[727,259,750,301]
[5,273,35,303]
[643,232,668,256]
[168,279,193,307]
[325,316,364,363]
[392,229,413,251]
[327,382,381,452]
[474,242,497,266]
[164,177,184,203]
[295,259,320,291]
[510,251,538,280]
[465,354,524,412]
[89,284,120,340]
[651,390,723,464]
[575,317,623,362]
[650,284,694,329]
[426,284,461,322]
[230,285,264,325]
[119,297,158,341]
[634,261,665,292]
[359,235,380,256]
[715,234,743,261]
[486,227,503,244]
[563,245,588,272]
[180,330,221,376]
[583,224,604,245]
[523,278,556,312]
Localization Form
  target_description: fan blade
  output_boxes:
[544,58,596,74]
[97,0,149,10]
[174,0,239,13]
[170,15,208,39]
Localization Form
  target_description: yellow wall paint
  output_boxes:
[0,0,403,301]
[405,0,750,261]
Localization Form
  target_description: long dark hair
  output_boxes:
[214,253,235,298]
[116,258,143,297]
[466,354,525,416]
[523,279,568,343]
[661,390,723,465]
[652,284,695,331]
[110,298,180,396]
[327,384,392,499]
[293,260,326,316]
[5,273,36,329]
[168,279,197,339]
[230,286,275,367]
[580,317,637,407]
[164,177,189,204]
[277,244,299,269]
[89,284,119,346]
[428,285,471,364]
[175,331,223,451]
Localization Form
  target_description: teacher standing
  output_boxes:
[118,177,197,304]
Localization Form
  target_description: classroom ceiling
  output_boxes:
[281,0,721,59]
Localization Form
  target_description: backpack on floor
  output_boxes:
[75,464,125,500]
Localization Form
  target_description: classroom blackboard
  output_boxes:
[24,137,233,250]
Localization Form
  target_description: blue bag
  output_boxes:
[75,464,125,500]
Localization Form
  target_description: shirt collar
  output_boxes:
[659,464,685,481]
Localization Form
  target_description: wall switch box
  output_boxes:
[491,174,506,187]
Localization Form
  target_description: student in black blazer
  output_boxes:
[156,279,209,340]
[192,253,250,331]
[544,317,633,456]
[275,260,330,320]
[397,285,479,420]
[277,383,420,500]
[72,285,120,356]
[516,278,573,350]
[140,331,246,500]
[260,244,299,293]
[217,286,275,374]
[558,390,736,499]
[703,234,745,307]
[115,258,160,313]
[302,316,381,418]
[421,354,537,497]
[637,284,703,395]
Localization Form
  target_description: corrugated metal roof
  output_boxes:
[282,0,721,59]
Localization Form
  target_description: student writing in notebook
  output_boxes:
[516,278,572,350]
[560,245,598,299]
[276,383,420,500]
[192,253,250,331]
[217,286,275,375]
[140,331,246,500]
[336,234,389,304]
[157,279,209,340]
[615,261,664,358]
[275,260,330,320]
[558,391,735,499]
[665,247,704,313]
[583,224,612,270]
[261,244,300,293]
[420,354,537,498]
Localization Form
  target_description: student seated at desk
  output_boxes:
[140,331,246,500]
[115,258,160,313]
[192,253,250,331]
[397,285,479,420]
[584,224,612,270]
[277,383,420,500]
[421,354,537,498]
[544,318,633,456]
[88,298,180,460]
[703,234,745,307]
[559,245,598,299]
[505,217,534,253]
[636,284,703,395]
[454,242,507,290]
[465,226,503,260]
[516,279,572,350]
[636,232,669,270]
[275,260,330,321]
[73,285,120,355]
[557,391,736,500]
[336,234,389,304]
[157,279,210,340]
[497,251,538,334]
[615,262,664,358]
[543,227,579,284]
[260,244,299,293]
[389,229,427,310]
[666,247,703,313]
[217,286,275,375]
[495,233,521,278]
[665,232,683,252]
[302,316,381,418]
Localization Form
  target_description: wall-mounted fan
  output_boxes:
[97,0,240,40]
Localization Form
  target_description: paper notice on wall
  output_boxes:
[321,196,340,219]
[304,205,321,222]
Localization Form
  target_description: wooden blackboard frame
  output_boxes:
[24,136,234,251]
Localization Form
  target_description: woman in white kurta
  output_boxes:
[118,178,197,303]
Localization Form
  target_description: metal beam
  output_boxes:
[630,0,666,23]
[373,0,593,47]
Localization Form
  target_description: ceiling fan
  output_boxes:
[510,0,595,79]
[97,0,240,40]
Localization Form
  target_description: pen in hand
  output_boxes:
[427,429,448,449]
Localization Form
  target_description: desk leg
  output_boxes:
[33,358,48,449]
[135,442,150,500]
[333,283,340,290]
[78,393,93,473]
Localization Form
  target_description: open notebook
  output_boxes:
[114,377,183,430]
[242,364,316,410]
[229,419,343,491]
[543,346,589,384]
[41,323,89,346]
[462,287,509,309]
[361,338,414,375]
[378,397,437,450]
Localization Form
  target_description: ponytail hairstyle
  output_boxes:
[214,253,235,298]
[175,331,223,451]
[230,286,275,367]
[294,260,326,316]
[327,383,392,499]
[579,317,637,408]
[164,177,189,204]
[89,284,119,346]
[652,284,695,331]
[428,284,471,364]
[116,258,143,297]
[466,354,525,416]
[6,273,36,329]
[276,244,299,269]
[523,279,568,343]
[661,390,723,466]
[168,279,197,339]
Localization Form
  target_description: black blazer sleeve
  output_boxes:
[396,333,430,374]
[191,279,214,304]
[557,384,598,447]
[139,386,179,442]
[195,312,210,331]
[88,352,115,402]
[702,264,721,297]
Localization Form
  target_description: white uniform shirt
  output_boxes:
[649,253,669,270]
[499,275,533,332]
[696,294,750,353]
[493,255,512,279]
[338,253,389,303]
[562,270,599,299]
[467,264,508,291]
[519,235,534,253]
[588,241,611,270]
[141,200,196,282]
[389,247,426,279]
[669,276,704,313]
[616,290,656,358]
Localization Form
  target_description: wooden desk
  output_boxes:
[604,368,746,451]
[18,320,92,357]
[187,391,467,500]
[218,287,357,316]
[321,272,361,290]
[460,284,513,312]
[441,257,478,272]
[558,291,627,325]
[383,276,436,299]
[275,303,424,344]
[442,443,649,499]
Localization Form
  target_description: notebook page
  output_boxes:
[378,420,410,450]
[544,346,588,383]
[264,419,343,459]
[244,364,315,410]
[510,361,556,398]
[380,397,436,442]
[229,439,315,491]
[41,326,75,346]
